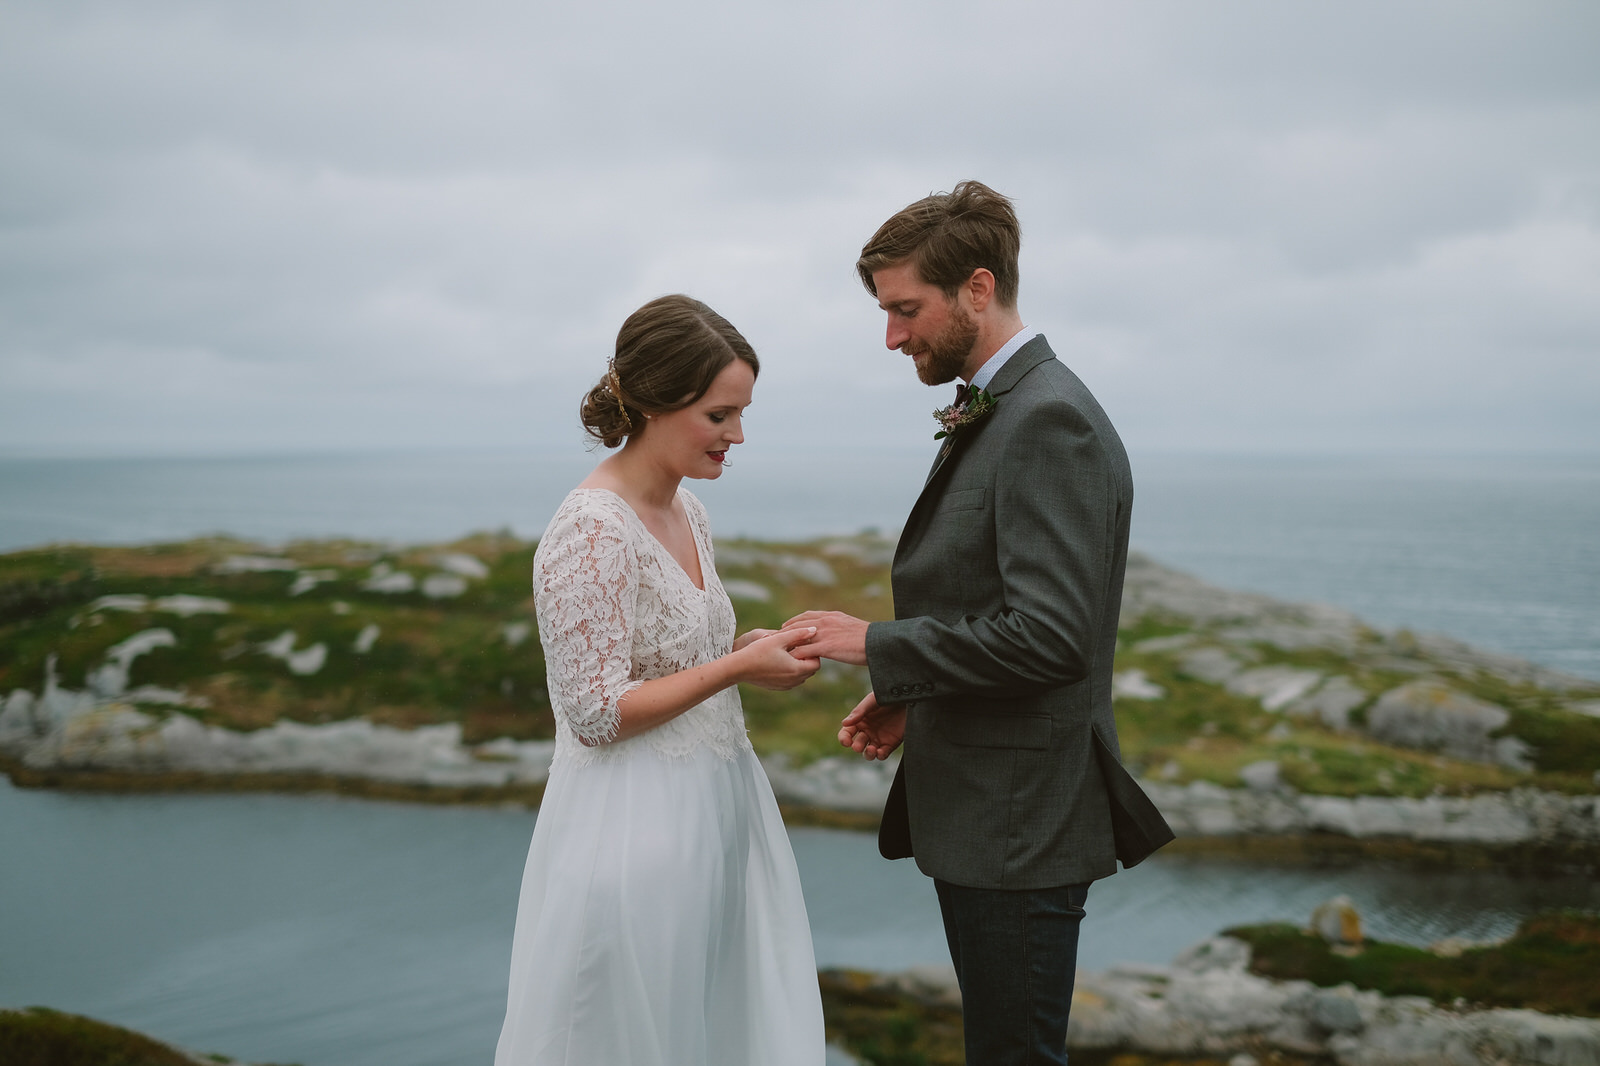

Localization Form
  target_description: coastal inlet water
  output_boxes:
[4,780,1598,1066]
[2,450,1596,678]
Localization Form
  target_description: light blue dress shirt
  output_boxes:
[968,327,1038,393]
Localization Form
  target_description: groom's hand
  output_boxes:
[839,691,906,760]
[783,610,868,666]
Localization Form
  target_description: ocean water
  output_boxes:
[4,780,1597,1066]
[2,449,1596,678]
[1128,454,1600,681]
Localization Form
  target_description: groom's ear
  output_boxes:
[963,268,997,313]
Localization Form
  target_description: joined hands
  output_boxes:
[781,610,869,666]
[732,627,820,690]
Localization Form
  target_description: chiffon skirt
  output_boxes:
[494,744,824,1066]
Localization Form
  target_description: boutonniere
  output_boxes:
[933,387,997,440]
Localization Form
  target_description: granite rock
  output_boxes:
[1310,895,1364,946]
[1367,680,1533,771]
[1227,666,1324,711]
[1061,936,1600,1066]
[762,751,899,813]
[1286,676,1369,731]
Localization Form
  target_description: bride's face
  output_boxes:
[638,357,754,480]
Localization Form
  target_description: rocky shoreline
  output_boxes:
[5,701,1599,870]
[824,933,1600,1066]
[5,541,1597,868]
[1071,937,1600,1066]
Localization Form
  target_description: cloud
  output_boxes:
[1,0,1596,457]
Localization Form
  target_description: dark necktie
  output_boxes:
[954,382,970,407]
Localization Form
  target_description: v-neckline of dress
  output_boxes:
[577,487,708,594]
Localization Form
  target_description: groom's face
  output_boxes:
[872,261,978,387]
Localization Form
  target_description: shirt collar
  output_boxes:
[968,327,1035,393]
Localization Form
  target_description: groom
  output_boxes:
[788,180,1173,1065]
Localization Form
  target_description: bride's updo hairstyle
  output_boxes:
[581,295,761,449]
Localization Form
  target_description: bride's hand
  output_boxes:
[732,628,775,652]
[734,628,821,691]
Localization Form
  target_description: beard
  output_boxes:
[907,303,979,386]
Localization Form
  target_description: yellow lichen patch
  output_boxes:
[366,704,449,732]
[88,543,217,578]
[184,675,287,732]
[462,707,554,744]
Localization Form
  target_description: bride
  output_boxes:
[494,295,826,1065]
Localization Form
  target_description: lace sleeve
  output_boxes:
[533,502,644,746]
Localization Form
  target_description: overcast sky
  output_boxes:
[3,1,1597,462]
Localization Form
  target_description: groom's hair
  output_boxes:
[857,180,1021,308]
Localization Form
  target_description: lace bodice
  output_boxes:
[532,487,750,766]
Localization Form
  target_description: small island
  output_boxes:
[2,533,1598,870]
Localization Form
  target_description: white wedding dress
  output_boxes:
[494,487,824,1066]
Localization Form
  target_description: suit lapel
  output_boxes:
[896,336,1056,563]
[903,421,972,549]
[901,336,1057,541]
[924,435,956,487]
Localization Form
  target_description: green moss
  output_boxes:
[0,1006,289,1066]
[1255,643,1385,678]
[1115,616,1194,644]
[1486,695,1600,778]
[0,572,100,627]
[1227,910,1600,1017]
[1115,660,1266,746]
[819,970,963,1066]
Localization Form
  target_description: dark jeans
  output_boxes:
[934,879,1090,1066]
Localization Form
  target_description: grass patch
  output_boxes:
[0,1005,293,1066]
[1109,642,1580,797]
[1115,616,1195,645]
[819,970,962,1066]
[1227,910,1600,1017]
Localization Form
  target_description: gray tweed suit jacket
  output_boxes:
[864,335,1174,890]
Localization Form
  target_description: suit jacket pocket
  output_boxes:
[937,711,1051,750]
[938,486,987,512]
